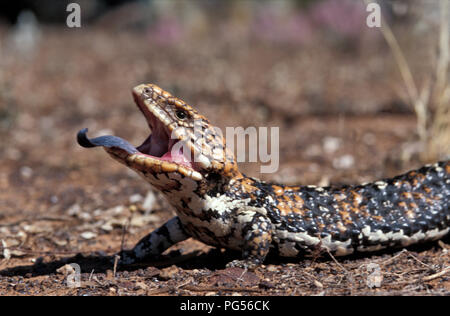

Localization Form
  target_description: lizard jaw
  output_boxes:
[76,86,204,181]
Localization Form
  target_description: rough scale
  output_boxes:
[78,83,450,268]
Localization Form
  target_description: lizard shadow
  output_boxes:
[0,235,448,277]
[0,249,232,278]
[0,253,114,278]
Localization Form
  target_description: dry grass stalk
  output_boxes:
[366,0,429,144]
[429,0,450,159]
[365,0,450,161]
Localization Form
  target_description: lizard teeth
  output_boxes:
[191,170,203,181]
[161,162,178,173]
[195,154,211,169]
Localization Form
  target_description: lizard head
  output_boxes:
[78,84,240,188]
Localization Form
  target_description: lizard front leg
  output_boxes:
[118,216,190,265]
[226,212,273,269]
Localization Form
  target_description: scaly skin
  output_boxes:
[78,84,450,268]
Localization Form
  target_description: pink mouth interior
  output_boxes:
[136,112,193,168]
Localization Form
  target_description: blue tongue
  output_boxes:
[77,128,138,154]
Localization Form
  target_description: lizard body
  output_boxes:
[78,84,450,268]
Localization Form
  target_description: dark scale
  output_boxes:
[229,162,449,257]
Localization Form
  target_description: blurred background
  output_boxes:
[1,0,450,211]
[0,1,449,290]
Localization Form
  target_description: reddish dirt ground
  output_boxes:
[0,29,448,296]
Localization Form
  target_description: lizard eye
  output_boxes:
[176,109,188,120]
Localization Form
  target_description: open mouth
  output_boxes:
[132,91,192,168]
[77,86,201,180]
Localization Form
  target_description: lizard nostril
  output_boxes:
[143,87,151,94]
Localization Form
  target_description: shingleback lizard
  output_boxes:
[77,83,450,268]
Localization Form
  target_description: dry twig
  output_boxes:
[422,267,450,281]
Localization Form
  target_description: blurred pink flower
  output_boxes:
[252,6,313,44]
[148,15,183,45]
[311,0,366,38]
